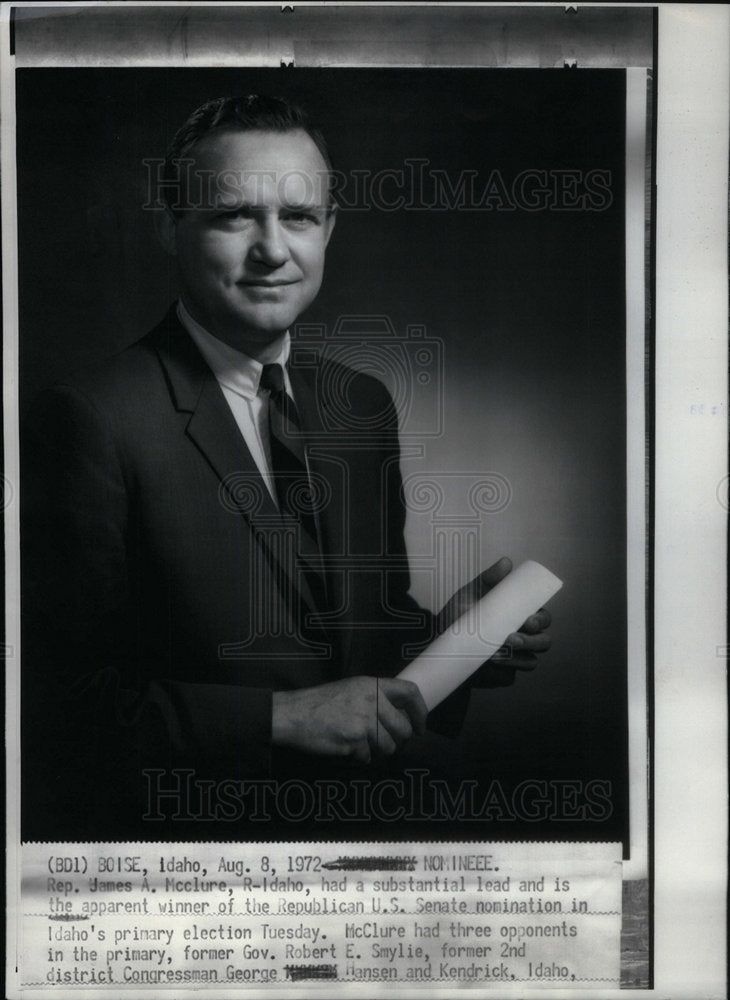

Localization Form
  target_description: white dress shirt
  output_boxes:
[177,299,295,504]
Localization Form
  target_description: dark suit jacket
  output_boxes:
[21,307,465,839]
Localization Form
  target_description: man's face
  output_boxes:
[169,128,335,355]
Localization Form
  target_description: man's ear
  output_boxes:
[324,204,337,247]
[154,206,178,256]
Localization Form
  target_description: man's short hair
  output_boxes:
[162,94,334,214]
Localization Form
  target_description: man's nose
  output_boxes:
[248,219,290,268]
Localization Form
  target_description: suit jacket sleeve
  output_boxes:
[21,382,272,834]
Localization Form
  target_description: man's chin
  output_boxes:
[216,309,298,347]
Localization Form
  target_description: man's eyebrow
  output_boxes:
[210,198,330,213]
[280,200,329,212]
[211,195,327,212]
[211,197,254,211]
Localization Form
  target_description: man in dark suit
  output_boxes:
[21,95,550,839]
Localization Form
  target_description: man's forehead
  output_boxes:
[190,126,328,171]
[182,127,331,209]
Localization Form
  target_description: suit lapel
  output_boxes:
[150,308,320,618]
[186,378,278,520]
[150,308,277,517]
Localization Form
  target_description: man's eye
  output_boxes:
[218,208,252,221]
[284,212,318,226]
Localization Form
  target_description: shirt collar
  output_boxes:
[177,299,291,401]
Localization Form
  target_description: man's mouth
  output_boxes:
[238,279,298,288]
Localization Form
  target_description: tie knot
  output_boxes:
[260,363,285,396]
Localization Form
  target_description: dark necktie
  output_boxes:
[259,363,327,612]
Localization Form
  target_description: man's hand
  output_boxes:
[272,676,428,763]
[436,556,552,689]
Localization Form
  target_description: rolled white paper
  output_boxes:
[398,560,562,711]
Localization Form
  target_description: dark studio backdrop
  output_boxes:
[17,68,629,845]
